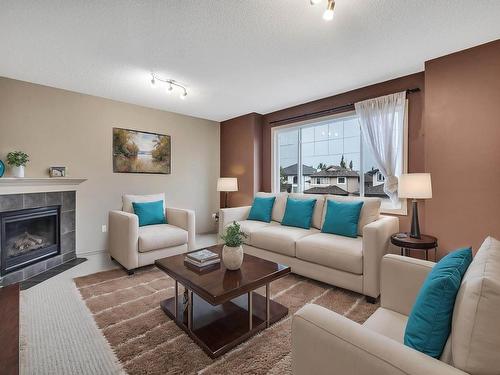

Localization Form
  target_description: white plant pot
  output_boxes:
[222,245,244,270]
[12,165,25,178]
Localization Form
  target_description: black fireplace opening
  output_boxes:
[1,206,60,276]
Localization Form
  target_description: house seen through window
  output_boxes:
[275,112,406,212]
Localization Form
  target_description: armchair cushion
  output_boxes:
[122,193,166,213]
[451,236,500,375]
[132,200,166,226]
[363,307,408,343]
[404,247,472,358]
[138,224,188,253]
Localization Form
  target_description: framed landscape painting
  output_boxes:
[113,128,171,174]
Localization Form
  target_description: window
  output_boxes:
[273,110,408,214]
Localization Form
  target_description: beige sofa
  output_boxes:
[292,236,500,375]
[218,192,399,300]
[109,193,195,274]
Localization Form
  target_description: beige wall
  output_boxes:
[0,77,220,254]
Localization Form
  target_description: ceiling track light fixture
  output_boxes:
[150,73,188,99]
[310,0,336,21]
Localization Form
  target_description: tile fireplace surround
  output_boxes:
[0,191,76,286]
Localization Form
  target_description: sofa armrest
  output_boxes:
[166,207,196,250]
[381,254,435,316]
[362,215,399,298]
[218,206,251,238]
[108,210,139,270]
[292,304,467,375]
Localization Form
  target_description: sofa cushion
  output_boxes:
[290,193,325,230]
[281,197,317,229]
[255,192,288,222]
[123,193,166,214]
[233,220,276,245]
[247,196,276,222]
[296,233,363,274]
[451,236,500,375]
[363,307,408,343]
[321,199,363,238]
[138,224,188,252]
[404,247,472,358]
[251,225,318,257]
[323,195,381,236]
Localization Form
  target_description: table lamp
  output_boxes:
[398,173,432,239]
[217,177,238,208]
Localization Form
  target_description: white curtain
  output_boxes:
[355,92,406,205]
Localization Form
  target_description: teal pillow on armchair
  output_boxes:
[132,200,167,227]
[281,197,317,229]
[404,247,473,358]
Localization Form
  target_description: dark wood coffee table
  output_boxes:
[155,244,291,358]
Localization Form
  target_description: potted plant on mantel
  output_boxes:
[220,221,247,270]
[6,151,29,178]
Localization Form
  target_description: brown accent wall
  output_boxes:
[220,113,263,207]
[262,73,426,232]
[424,40,500,255]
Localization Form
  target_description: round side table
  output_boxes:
[390,233,438,261]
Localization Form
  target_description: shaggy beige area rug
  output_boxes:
[74,267,378,375]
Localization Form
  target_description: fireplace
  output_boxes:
[0,206,60,276]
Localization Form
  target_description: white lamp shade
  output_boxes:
[217,177,238,192]
[398,173,432,199]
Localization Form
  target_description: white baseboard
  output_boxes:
[77,249,108,257]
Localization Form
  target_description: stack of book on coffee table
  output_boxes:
[184,249,220,269]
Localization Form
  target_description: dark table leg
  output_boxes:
[248,291,253,331]
[266,283,270,328]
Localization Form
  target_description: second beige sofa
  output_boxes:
[219,192,399,300]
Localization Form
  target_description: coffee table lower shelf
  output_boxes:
[160,291,288,358]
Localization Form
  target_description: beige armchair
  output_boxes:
[108,194,195,274]
[292,236,500,375]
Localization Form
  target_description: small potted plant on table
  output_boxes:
[7,151,29,178]
[220,221,247,270]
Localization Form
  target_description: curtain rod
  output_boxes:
[269,87,421,125]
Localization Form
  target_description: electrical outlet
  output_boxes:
[102,224,107,233]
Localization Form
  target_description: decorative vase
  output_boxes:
[222,245,244,270]
[12,165,24,178]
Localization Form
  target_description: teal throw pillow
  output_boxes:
[132,200,167,227]
[281,198,316,229]
[404,247,473,358]
[248,196,276,223]
[321,199,363,238]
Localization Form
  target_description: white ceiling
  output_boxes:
[1,1,499,122]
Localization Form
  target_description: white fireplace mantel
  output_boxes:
[0,177,87,194]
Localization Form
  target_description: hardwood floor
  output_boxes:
[0,283,19,375]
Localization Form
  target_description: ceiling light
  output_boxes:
[310,0,322,5]
[149,73,188,99]
[323,0,335,21]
